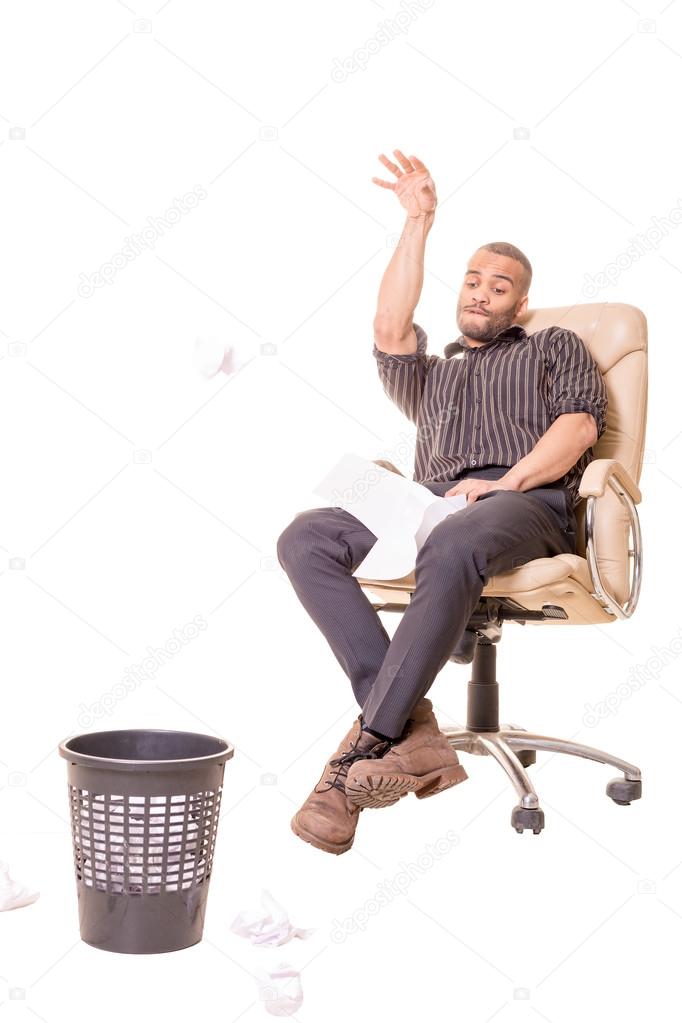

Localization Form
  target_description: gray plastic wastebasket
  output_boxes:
[58,728,234,954]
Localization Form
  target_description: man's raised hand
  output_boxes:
[371,149,437,219]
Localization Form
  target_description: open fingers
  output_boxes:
[371,176,395,190]
[408,154,428,173]
[392,149,416,174]
[377,152,404,178]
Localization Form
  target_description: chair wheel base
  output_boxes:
[606,777,642,805]
[511,806,545,835]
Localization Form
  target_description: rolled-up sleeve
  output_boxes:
[372,322,438,425]
[545,328,608,439]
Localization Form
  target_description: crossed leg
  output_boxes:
[277,486,575,739]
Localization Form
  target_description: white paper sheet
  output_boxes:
[313,453,467,580]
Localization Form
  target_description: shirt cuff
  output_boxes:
[372,321,428,366]
[551,398,607,439]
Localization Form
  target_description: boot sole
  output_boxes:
[290,812,356,855]
[346,763,468,809]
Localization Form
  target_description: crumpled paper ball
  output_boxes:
[0,860,40,912]
[254,961,303,1017]
[229,888,315,946]
[230,890,314,1014]
[193,336,254,379]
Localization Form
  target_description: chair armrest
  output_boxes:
[371,459,406,477]
[579,460,643,619]
[579,459,641,504]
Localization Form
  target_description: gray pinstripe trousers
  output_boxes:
[276,473,578,739]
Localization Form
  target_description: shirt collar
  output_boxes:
[444,322,528,359]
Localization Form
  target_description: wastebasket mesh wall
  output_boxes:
[67,786,223,895]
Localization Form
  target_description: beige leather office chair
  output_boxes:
[355,302,647,834]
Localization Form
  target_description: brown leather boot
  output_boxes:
[290,716,395,854]
[345,697,468,809]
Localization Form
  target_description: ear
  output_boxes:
[516,294,529,318]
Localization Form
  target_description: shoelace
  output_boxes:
[320,736,394,795]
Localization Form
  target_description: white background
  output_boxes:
[0,0,680,1019]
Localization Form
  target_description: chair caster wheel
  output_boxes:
[511,806,545,835]
[606,777,642,805]
[515,749,537,769]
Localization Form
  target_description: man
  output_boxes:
[277,149,607,855]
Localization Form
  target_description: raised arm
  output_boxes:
[372,150,437,353]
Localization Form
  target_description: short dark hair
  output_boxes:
[476,242,532,297]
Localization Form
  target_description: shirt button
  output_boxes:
[471,459,477,465]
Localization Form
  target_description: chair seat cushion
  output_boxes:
[483,553,593,595]
[356,553,593,596]
[356,553,614,623]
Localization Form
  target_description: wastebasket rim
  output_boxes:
[57,728,234,767]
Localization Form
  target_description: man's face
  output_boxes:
[455,250,528,346]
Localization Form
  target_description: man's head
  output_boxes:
[455,243,532,347]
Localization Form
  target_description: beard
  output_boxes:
[458,306,513,342]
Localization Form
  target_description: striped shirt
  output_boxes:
[372,320,607,511]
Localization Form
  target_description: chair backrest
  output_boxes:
[521,302,648,605]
